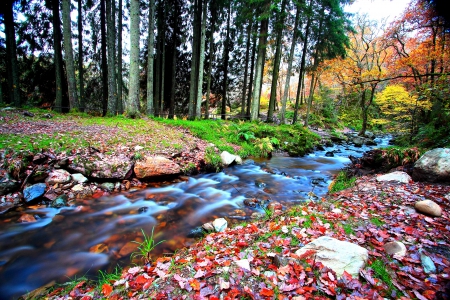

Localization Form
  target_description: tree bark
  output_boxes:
[241,20,252,117]
[188,0,200,118]
[267,0,287,122]
[127,0,140,116]
[106,0,117,114]
[196,0,207,118]
[117,0,123,114]
[52,0,63,112]
[62,0,79,111]
[77,0,84,112]
[250,17,268,121]
[246,24,257,118]
[100,0,108,116]
[280,6,300,124]
[221,2,231,120]
[4,0,21,107]
[160,3,166,115]
[147,0,156,115]
[204,11,215,120]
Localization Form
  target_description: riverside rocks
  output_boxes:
[412,148,450,183]
[415,199,442,217]
[295,236,369,278]
[134,156,181,179]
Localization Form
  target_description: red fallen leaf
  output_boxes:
[318,226,326,234]
[422,290,436,299]
[236,241,248,247]
[297,249,316,259]
[81,296,92,300]
[250,223,259,233]
[404,226,415,234]
[189,279,201,291]
[260,287,274,296]
[101,284,113,296]
[209,296,220,300]
[92,191,104,198]
[378,230,390,238]
[135,274,148,284]
[177,258,189,263]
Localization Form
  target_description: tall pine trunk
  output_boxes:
[4,0,21,107]
[77,0,84,111]
[246,25,257,117]
[62,0,78,111]
[117,0,123,113]
[100,0,108,116]
[106,0,117,114]
[160,3,166,115]
[204,11,215,120]
[221,2,231,120]
[127,0,140,117]
[280,6,300,124]
[240,20,252,117]
[267,0,287,121]
[188,0,200,118]
[250,17,268,121]
[196,0,207,118]
[52,0,63,112]
[147,0,156,115]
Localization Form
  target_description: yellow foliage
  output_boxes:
[376,84,431,122]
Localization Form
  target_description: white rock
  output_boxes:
[295,236,368,278]
[134,145,144,151]
[213,218,228,232]
[234,259,251,271]
[220,151,236,166]
[71,173,88,183]
[45,169,72,184]
[376,171,411,184]
[71,184,85,192]
[235,155,243,165]
[332,208,342,214]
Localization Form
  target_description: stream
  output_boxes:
[0,135,390,299]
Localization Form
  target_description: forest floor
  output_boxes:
[1,108,449,299]
[25,174,450,300]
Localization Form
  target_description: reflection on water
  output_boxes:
[0,136,389,299]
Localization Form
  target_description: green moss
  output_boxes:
[329,171,357,193]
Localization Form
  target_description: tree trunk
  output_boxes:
[205,11,215,120]
[280,6,300,124]
[250,17,268,121]
[160,3,166,115]
[221,2,231,120]
[147,0,156,115]
[267,0,287,122]
[304,71,318,127]
[117,0,123,114]
[100,0,108,116]
[4,0,21,107]
[77,0,85,112]
[293,3,312,124]
[246,25,257,118]
[188,0,200,118]
[127,0,140,116]
[241,20,252,117]
[196,0,207,118]
[106,0,117,114]
[52,0,63,112]
[169,39,177,118]
[62,0,79,111]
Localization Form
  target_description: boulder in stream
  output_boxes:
[68,154,133,180]
[134,156,181,179]
[23,183,47,203]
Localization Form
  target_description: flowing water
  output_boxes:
[0,136,390,299]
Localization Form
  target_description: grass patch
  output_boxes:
[131,228,165,264]
[371,259,401,296]
[328,171,356,193]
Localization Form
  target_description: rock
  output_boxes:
[352,136,365,147]
[202,222,215,232]
[0,177,20,196]
[383,241,407,257]
[325,151,334,157]
[100,182,115,192]
[119,241,139,257]
[235,155,243,165]
[376,171,412,184]
[32,153,47,164]
[220,151,237,166]
[412,148,450,183]
[69,154,133,180]
[23,183,47,203]
[71,173,88,183]
[213,218,228,232]
[71,184,85,192]
[134,156,181,179]
[18,214,37,222]
[365,131,375,139]
[23,111,34,117]
[295,236,368,278]
[134,145,144,151]
[414,200,442,217]
[420,251,436,274]
[273,255,291,267]
[332,208,342,214]
[50,194,68,208]
[187,227,206,238]
[255,180,267,188]
[45,169,72,185]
